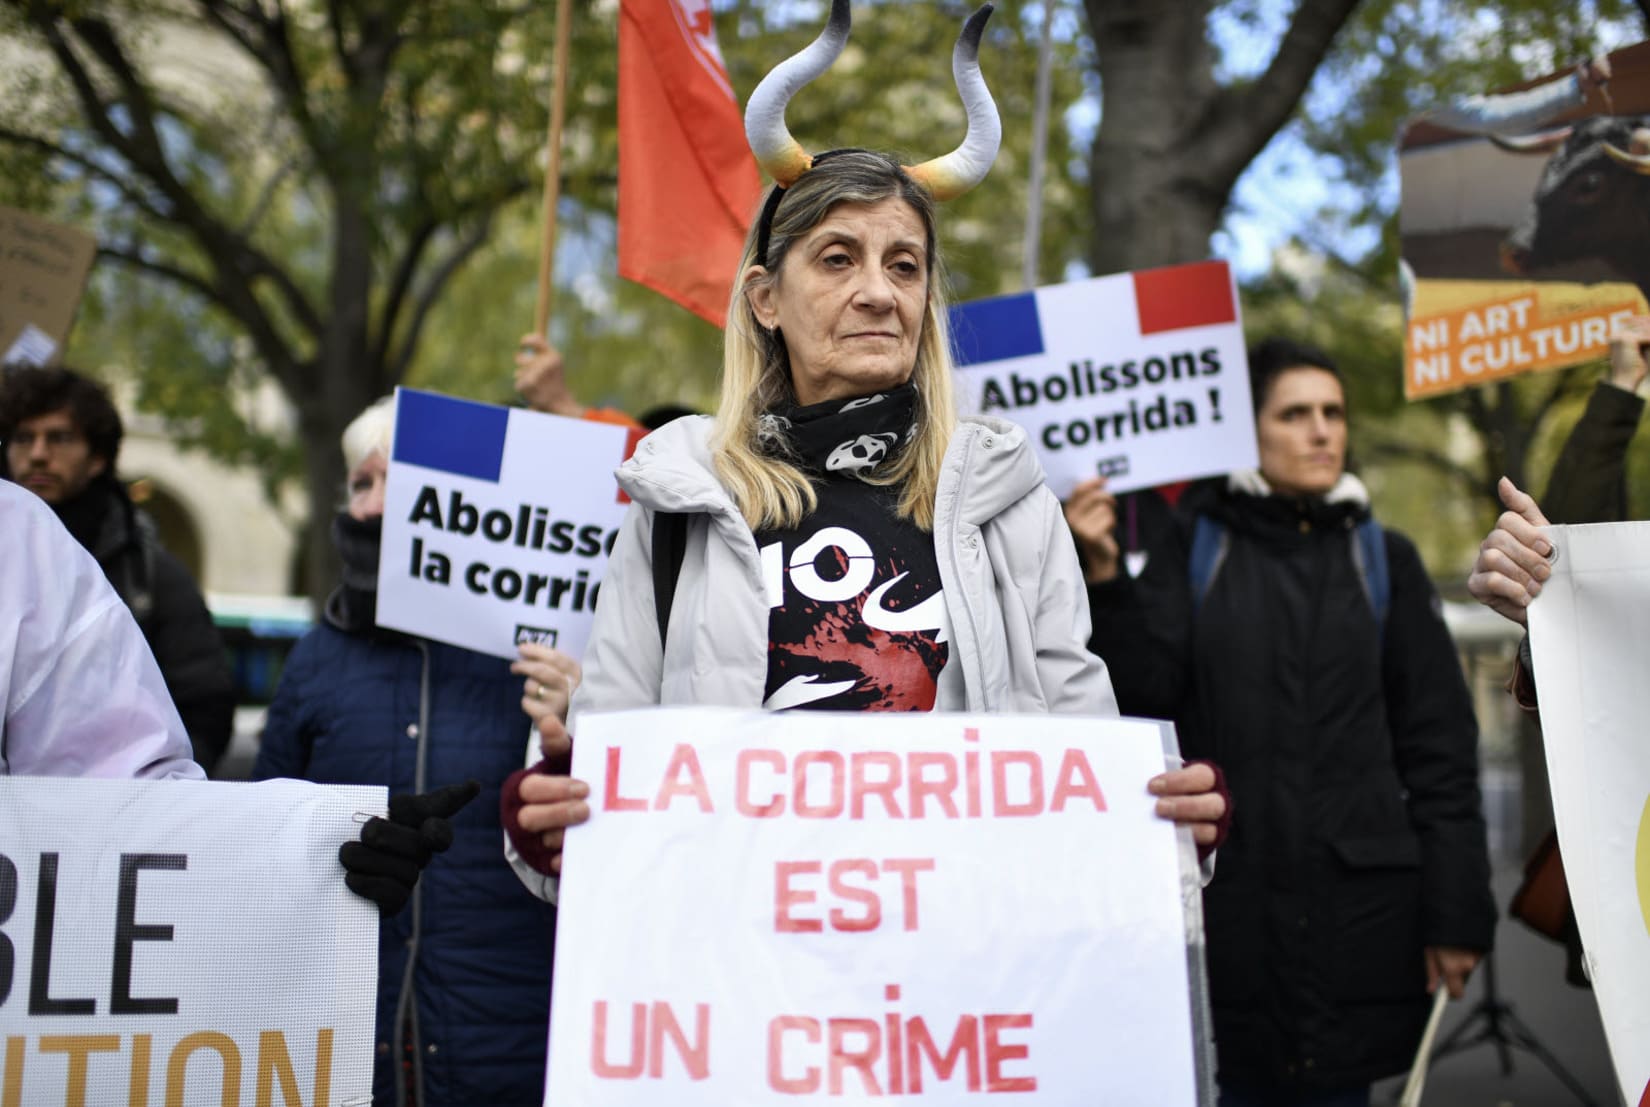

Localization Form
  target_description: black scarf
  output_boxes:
[326,512,384,633]
[757,382,917,478]
[53,476,123,552]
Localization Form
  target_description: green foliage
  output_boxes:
[406,0,1096,416]
[1220,1,1649,573]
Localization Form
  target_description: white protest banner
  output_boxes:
[0,777,381,1106]
[949,260,1256,499]
[378,387,639,659]
[1527,521,1650,1107]
[546,707,1213,1105]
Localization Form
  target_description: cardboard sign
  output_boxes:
[949,260,1256,498]
[0,777,381,1106]
[1528,522,1650,1106]
[1399,42,1650,398]
[377,388,638,660]
[546,707,1213,1105]
[0,206,96,366]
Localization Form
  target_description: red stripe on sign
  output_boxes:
[617,426,648,505]
[1132,261,1235,335]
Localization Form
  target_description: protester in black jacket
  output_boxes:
[1,365,234,771]
[1076,338,1496,1106]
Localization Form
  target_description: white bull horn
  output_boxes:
[1602,142,1650,175]
[744,0,851,187]
[1489,126,1574,155]
[903,4,1001,201]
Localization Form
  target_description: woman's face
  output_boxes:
[747,197,929,407]
[1255,367,1347,498]
[347,452,388,521]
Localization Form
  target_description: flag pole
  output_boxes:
[534,0,575,337]
[1021,0,1056,290]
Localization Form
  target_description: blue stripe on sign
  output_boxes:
[948,291,1044,366]
[392,388,509,483]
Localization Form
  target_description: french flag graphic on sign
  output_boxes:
[378,388,636,660]
[950,260,1257,497]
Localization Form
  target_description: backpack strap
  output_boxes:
[1348,517,1390,633]
[1189,512,1389,634]
[651,512,689,647]
[1187,514,1230,611]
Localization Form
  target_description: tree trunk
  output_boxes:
[1083,0,1361,273]
[298,419,346,609]
[299,195,380,609]
[1086,0,1225,273]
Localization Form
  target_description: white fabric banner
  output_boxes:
[0,778,382,1106]
[1527,521,1650,1105]
[378,387,636,660]
[949,260,1257,498]
[545,707,1211,1105]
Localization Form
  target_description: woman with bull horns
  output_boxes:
[503,0,1227,894]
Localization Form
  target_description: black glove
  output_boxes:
[340,780,480,916]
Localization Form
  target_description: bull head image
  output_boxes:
[1497,115,1650,303]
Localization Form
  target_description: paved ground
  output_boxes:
[1369,866,1622,1107]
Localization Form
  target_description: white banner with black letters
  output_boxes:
[0,777,381,1106]
[378,388,637,660]
[949,261,1256,498]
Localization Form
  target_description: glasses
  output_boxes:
[7,428,85,451]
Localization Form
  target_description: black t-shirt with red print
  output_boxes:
[754,477,948,712]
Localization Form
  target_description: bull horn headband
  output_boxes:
[744,1,1002,264]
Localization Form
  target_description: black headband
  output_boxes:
[752,148,856,269]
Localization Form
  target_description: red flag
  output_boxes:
[618,0,762,327]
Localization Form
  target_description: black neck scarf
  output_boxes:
[52,476,120,551]
[327,512,384,633]
[758,382,918,478]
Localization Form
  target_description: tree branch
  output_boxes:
[32,14,322,343]
[386,216,498,384]
[236,156,303,237]
[374,218,436,369]
[97,245,222,308]
[0,126,167,220]
[1202,0,1362,190]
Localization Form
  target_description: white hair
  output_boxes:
[341,395,396,474]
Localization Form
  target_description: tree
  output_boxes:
[0,0,602,598]
[2,0,1095,598]
[1077,0,1646,567]
[1081,0,1363,275]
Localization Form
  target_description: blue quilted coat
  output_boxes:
[255,611,555,1107]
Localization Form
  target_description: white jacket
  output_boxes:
[510,415,1118,899]
[1,481,202,779]
[574,413,1116,719]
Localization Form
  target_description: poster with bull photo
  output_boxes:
[1399,42,1650,399]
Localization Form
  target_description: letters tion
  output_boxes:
[0,778,380,1106]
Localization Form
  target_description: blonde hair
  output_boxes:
[712,150,958,531]
[341,395,396,475]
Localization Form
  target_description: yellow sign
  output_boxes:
[1406,292,1641,399]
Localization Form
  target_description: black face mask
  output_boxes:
[758,381,918,478]
[328,511,383,631]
